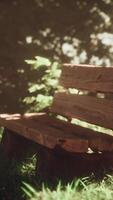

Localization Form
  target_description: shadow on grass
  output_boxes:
[0,145,38,200]
[0,141,113,200]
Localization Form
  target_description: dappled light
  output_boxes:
[0,112,46,121]
[0,113,21,120]
[0,0,113,112]
[1,2,113,199]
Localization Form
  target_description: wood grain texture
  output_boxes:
[29,114,113,151]
[1,113,113,152]
[51,92,113,130]
[60,64,113,92]
[0,113,88,153]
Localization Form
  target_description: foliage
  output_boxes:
[0,137,113,200]
[22,176,113,200]
[0,149,37,200]
[24,56,61,112]
[0,128,3,140]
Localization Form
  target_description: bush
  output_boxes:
[24,56,61,112]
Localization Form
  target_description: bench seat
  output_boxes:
[0,113,113,153]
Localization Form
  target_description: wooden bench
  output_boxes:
[1,64,113,180]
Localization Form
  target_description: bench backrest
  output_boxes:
[51,64,113,130]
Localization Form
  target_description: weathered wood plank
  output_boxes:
[0,113,88,153]
[60,64,113,92]
[1,128,37,159]
[25,113,113,151]
[89,137,113,152]
[51,92,113,130]
[1,113,113,152]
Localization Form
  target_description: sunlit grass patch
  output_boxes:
[20,154,37,177]
[22,176,113,200]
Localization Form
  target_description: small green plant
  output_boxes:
[0,127,4,141]
[22,176,113,200]
[22,179,82,200]
[24,56,61,112]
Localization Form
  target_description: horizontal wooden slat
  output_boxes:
[1,113,113,152]
[60,64,113,93]
[51,92,113,130]
[30,113,113,151]
[0,113,88,153]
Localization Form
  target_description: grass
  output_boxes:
[22,176,113,200]
[0,150,38,200]
[1,128,113,200]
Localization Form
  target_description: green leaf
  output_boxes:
[35,94,53,110]
[46,78,58,88]
[36,94,53,103]
[22,182,37,198]
[29,84,45,93]
[35,56,51,67]
[25,56,51,70]
[25,59,36,65]
[23,96,36,104]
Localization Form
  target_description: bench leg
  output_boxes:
[2,129,113,181]
[1,128,37,160]
[36,147,91,182]
[36,147,96,182]
[35,147,113,182]
[35,146,56,181]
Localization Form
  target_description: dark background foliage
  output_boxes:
[0,0,113,113]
